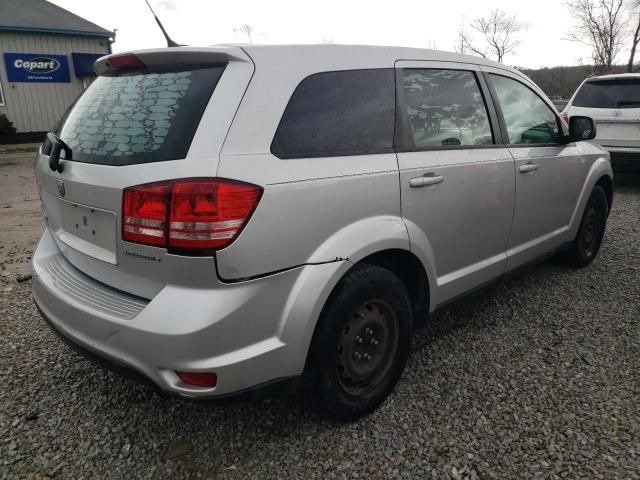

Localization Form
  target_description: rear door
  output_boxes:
[395,61,515,304]
[35,48,253,298]
[483,68,586,269]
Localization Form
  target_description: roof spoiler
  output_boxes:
[94,47,249,76]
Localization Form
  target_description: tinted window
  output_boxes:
[490,74,561,145]
[397,69,494,150]
[573,79,640,109]
[47,66,225,166]
[271,69,395,158]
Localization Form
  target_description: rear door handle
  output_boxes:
[519,162,539,173]
[409,173,444,188]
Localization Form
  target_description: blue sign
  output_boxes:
[71,53,102,78]
[4,53,71,83]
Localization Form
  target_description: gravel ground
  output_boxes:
[1,153,639,479]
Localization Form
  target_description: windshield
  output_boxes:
[573,78,640,109]
[46,66,225,166]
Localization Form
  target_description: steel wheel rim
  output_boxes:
[336,299,399,396]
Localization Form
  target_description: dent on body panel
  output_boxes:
[215,169,402,279]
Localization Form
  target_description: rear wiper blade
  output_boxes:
[46,132,72,173]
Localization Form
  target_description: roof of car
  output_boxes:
[240,43,515,71]
[587,72,640,82]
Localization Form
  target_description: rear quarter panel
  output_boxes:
[215,47,410,280]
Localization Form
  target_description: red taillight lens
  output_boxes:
[122,178,262,253]
[561,113,570,126]
[169,180,261,250]
[176,371,217,388]
[107,53,147,73]
[123,182,171,247]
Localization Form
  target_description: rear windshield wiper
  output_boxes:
[46,132,72,173]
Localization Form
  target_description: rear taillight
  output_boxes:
[561,113,570,126]
[123,178,262,253]
[123,182,170,247]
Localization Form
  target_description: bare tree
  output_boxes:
[455,10,522,62]
[628,0,640,72]
[455,26,470,55]
[565,0,625,72]
[233,24,255,44]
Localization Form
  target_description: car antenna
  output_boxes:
[144,0,183,47]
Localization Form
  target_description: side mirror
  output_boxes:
[569,116,596,141]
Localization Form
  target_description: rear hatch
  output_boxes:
[569,77,640,149]
[35,47,254,298]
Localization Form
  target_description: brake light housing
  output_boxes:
[105,53,147,74]
[123,178,262,254]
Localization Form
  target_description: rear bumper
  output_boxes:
[603,147,640,170]
[37,303,298,400]
[32,228,341,398]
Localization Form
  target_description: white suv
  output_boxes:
[563,73,640,170]
[32,45,612,420]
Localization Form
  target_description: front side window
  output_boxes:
[490,74,561,145]
[271,69,395,159]
[397,69,494,150]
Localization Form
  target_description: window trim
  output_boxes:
[270,68,397,160]
[484,72,566,148]
[393,66,503,154]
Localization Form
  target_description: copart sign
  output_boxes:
[4,53,70,83]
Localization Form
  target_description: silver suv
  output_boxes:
[33,45,613,420]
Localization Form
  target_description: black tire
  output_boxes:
[562,185,608,268]
[299,264,413,422]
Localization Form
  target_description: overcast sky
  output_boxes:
[50,0,628,69]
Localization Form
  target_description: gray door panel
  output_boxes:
[395,61,516,306]
[506,145,584,268]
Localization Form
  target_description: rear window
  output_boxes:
[47,66,225,166]
[573,79,640,109]
[271,69,395,159]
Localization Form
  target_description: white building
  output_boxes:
[0,0,114,135]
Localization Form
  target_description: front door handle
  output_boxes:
[409,173,444,188]
[519,162,539,173]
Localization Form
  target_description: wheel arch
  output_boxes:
[568,156,614,239]
[595,174,613,214]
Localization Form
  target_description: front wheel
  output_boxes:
[299,264,413,421]
[562,185,608,268]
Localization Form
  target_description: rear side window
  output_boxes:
[271,69,395,159]
[490,74,561,145]
[396,69,494,150]
[49,66,225,166]
[573,79,640,109]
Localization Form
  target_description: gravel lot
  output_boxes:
[1,151,639,479]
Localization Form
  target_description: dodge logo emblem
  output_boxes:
[56,178,65,197]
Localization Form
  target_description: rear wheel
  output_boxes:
[300,264,413,421]
[562,185,608,268]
